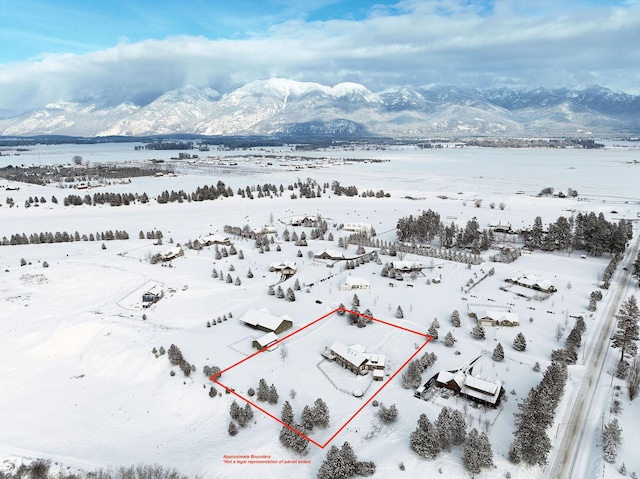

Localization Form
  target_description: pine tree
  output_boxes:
[228,421,238,436]
[257,378,269,401]
[410,414,441,459]
[352,293,360,307]
[428,323,439,340]
[513,332,527,351]
[378,403,399,424]
[564,327,582,351]
[471,324,485,340]
[464,428,493,476]
[286,287,296,302]
[602,418,622,463]
[435,407,452,451]
[268,384,279,404]
[401,360,422,389]
[511,387,553,466]
[396,306,404,319]
[301,405,315,431]
[450,409,467,445]
[279,423,308,455]
[612,295,640,362]
[267,285,275,295]
[444,331,456,347]
[293,278,301,290]
[339,442,358,477]
[281,401,294,425]
[312,398,330,428]
[451,309,461,327]
[276,285,285,298]
[493,343,504,361]
[317,445,341,479]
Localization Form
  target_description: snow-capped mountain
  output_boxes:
[0,79,637,137]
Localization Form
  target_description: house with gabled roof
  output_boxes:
[324,341,386,380]
[434,355,504,407]
[506,273,556,293]
[252,332,279,351]
[315,250,346,261]
[194,234,231,247]
[239,308,293,335]
[340,277,370,292]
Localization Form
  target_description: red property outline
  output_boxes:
[210,307,432,449]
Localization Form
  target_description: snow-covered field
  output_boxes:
[1,142,639,478]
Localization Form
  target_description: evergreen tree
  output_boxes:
[602,418,622,463]
[492,343,504,361]
[279,423,309,455]
[410,414,441,459]
[281,401,294,425]
[268,384,279,404]
[612,295,640,362]
[428,323,439,340]
[451,309,461,327]
[513,332,527,351]
[444,331,456,347]
[352,293,360,307]
[471,324,485,340]
[435,407,452,452]
[317,445,341,479]
[464,428,493,476]
[293,278,301,291]
[450,409,467,446]
[378,403,399,424]
[401,360,422,389]
[228,421,238,436]
[396,306,404,319]
[267,285,275,295]
[565,327,582,351]
[301,405,315,431]
[286,287,296,302]
[257,378,269,401]
[277,285,285,298]
[312,398,330,428]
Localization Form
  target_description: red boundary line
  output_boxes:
[210,308,433,449]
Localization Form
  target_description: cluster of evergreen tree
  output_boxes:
[602,254,621,289]
[524,213,630,256]
[410,407,488,474]
[360,189,389,198]
[331,181,359,197]
[377,403,399,424]
[317,442,376,479]
[611,295,640,381]
[279,401,310,455]
[602,418,623,463]
[255,378,280,404]
[300,398,330,430]
[509,361,568,466]
[229,400,254,428]
[402,352,437,389]
[202,365,222,380]
[143,141,194,150]
[551,316,586,365]
[62,192,142,207]
[2,229,129,246]
[166,344,194,377]
[396,210,495,253]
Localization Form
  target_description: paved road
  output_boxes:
[544,232,640,479]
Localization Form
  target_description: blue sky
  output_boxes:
[0,0,638,115]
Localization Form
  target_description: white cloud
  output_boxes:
[1,1,639,116]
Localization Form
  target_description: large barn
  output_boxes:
[239,308,293,335]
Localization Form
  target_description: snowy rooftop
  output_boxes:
[240,308,292,331]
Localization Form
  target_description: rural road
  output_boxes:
[544,229,640,479]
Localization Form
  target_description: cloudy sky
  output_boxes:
[0,0,638,117]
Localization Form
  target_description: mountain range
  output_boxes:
[0,79,638,138]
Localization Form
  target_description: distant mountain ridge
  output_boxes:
[0,79,638,137]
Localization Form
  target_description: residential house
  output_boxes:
[340,277,370,292]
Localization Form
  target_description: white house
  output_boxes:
[194,234,231,247]
[343,222,373,233]
[507,273,556,293]
[340,277,371,292]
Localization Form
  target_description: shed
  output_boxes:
[252,332,279,351]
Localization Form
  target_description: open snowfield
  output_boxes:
[0,142,639,478]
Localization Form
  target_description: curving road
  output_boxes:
[544,229,640,479]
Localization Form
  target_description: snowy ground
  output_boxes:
[0,142,639,478]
